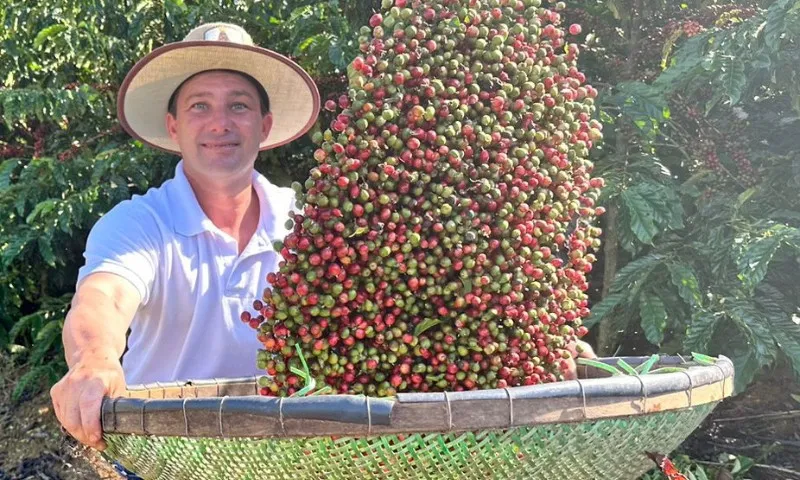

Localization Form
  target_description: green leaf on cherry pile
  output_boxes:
[290,344,318,397]
[414,318,442,337]
[348,226,370,238]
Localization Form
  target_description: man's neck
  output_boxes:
[183,168,260,252]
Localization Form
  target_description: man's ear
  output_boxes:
[261,112,273,143]
[166,112,179,143]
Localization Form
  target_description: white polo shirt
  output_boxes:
[76,160,295,386]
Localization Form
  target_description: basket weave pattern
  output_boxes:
[104,403,715,479]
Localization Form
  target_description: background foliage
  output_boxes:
[569,0,800,395]
[1,0,798,407]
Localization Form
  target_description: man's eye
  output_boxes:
[232,103,249,110]
[191,103,208,110]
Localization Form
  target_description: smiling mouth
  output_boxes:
[202,142,240,149]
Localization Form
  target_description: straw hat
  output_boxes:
[117,22,320,155]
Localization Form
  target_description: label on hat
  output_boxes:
[203,26,243,43]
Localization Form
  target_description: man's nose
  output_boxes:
[208,107,234,132]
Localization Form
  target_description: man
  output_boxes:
[49,22,320,452]
[50,21,596,460]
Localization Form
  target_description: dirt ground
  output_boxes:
[0,390,120,480]
[1,359,798,480]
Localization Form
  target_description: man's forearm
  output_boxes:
[63,280,135,369]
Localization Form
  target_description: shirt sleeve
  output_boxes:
[76,200,161,305]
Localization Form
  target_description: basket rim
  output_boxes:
[101,354,734,438]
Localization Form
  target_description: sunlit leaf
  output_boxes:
[33,24,67,49]
[737,225,798,290]
[639,292,667,346]
[667,262,702,308]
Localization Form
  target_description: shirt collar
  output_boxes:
[169,160,294,245]
[256,173,295,248]
[170,160,213,237]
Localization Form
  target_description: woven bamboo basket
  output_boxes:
[99,355,733,480]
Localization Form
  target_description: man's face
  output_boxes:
[166,71,272,178]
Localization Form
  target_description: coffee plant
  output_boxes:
[571,0,800,394]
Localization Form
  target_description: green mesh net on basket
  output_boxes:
[103,404,715,480]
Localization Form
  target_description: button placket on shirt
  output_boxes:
[217,237,239,296]
[226,232,275,296]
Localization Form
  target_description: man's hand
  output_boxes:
[563,339,597,380]
[50,354,126,450]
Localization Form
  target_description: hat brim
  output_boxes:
[118,41,320,155]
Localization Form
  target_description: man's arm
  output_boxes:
[50,272,141,450]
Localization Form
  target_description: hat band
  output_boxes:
[203,26,246,43]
